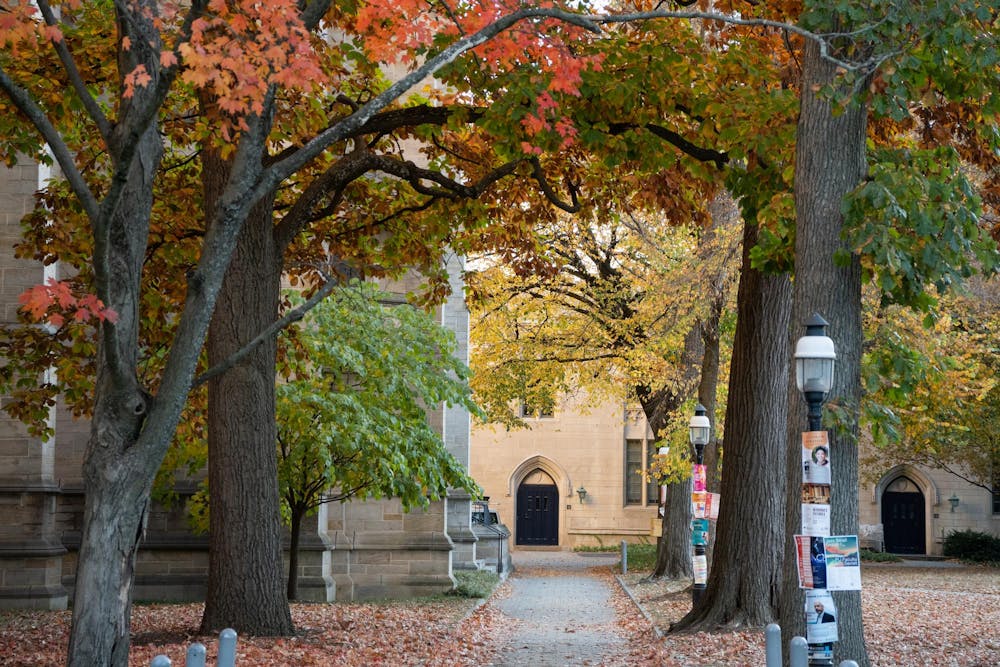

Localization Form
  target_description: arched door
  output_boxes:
[516,473,559,546]
[881,476,925,554]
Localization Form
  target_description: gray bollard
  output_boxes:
[839,662,860,667]
[620,540,628,574]
[218,628,238,667]
[185,642,206,667]
[765,623,782,667]
[790,636,809,667]
[151,657,172,667]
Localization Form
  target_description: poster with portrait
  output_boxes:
[805,590,839,644]
[802,431,832,485]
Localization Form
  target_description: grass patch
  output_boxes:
[574,545,620,553]
[448,569,501,599]
[620,543,657,572]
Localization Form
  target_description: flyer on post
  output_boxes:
[795,534,862,591]
[802,431,832,485]
[805,590,839,644]
[823,535,862,590]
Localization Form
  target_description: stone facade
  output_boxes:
[471,392,1000,554]
[0,159,480,608]
[470,395,660,550]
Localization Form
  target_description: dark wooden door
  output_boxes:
[882,490,925,554]
[515,483,559,546]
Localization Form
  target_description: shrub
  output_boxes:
[860,548,903,563]
[942,529,1000,564]
[449,570,501,598]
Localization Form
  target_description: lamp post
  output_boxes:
[794,313,836,431]
[794,314,836,667]
[690,403,711,605]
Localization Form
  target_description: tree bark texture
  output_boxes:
[199,148,293,635]
[672,221,791,632]
[65,55,164,665]
[644,324,704,580]
[780,37,870,667]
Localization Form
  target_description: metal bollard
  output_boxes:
[621,540,628,574]
[151,657,172,667]
[218,628,238,667]
[790,636,809,667]
[185,642,206,667]
[765,623,782,667]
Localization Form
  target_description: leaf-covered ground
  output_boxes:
[621,562,1000,666]
[0,562,997,665]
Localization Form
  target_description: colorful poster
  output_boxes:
[802,432,832,485]
[691,518,709,546]
[823,535,862,591]
[801,503,830,537]
[692,464,707,492]
[805,590,839,644]
[795,535,827,590]
[691,492,720,519]
[795,535,862,591]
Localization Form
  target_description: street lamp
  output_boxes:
[690,403,711,604]
[795,313,836,432]
[794,314,836,667]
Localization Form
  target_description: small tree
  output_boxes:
[276,281,480,599]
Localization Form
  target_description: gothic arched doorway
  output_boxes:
[881,476,926,554]
[515,469,559,546]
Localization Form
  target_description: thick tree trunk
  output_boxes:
[199,149,292,635]
[671,221,791,632]
[66,112,163,665]
[780,37,870,667]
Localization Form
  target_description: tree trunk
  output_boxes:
[644,324,704,580]
[199,148,293,635]
[780,36,870,667]
[671,220,791,632]
[66,109,163,666]
[287,504,305,601]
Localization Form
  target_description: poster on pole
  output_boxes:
[692,464,707,492]
[804,589,839,644]
[801,503,831,536]
[692,492,721,520]
[802,431,832,485]
[795,535,862,591]
[823,535,862,590]
[795,535,827,590]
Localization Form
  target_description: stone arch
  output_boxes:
[874,464,939,506]
[874,464,938,555]
[507,455,573,499]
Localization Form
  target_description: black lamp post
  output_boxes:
[794,314,836,432]
[689,403,711,604]
[794,314,836,667]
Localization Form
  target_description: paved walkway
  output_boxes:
[489,550,629,666]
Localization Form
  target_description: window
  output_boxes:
[646,441,661,506]
[625,439,644,504]
[626,438,663,506]
[520,398,555,419]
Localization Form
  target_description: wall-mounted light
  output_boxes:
[576,486,588,504]
[948,493,960,512]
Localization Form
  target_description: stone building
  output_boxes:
[470,392,1000,555]
[0,158,479,609]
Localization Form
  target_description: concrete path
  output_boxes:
[490,550,629,666]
